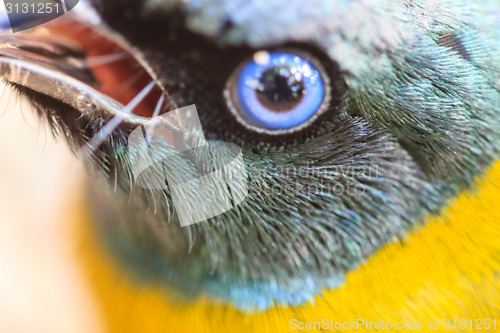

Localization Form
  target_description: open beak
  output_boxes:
[0,5,171,126]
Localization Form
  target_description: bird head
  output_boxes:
[0,0,499,310]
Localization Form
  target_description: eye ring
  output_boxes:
[224,49,331,136]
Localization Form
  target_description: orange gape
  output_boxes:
[73,160,500,333]
[41,17,166,117]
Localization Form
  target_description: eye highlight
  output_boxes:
[225,50,331,135]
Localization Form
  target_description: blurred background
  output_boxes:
[0,83,103,333]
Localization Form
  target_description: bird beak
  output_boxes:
[0,5,169,126]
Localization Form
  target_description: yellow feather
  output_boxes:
[75,160,500,332]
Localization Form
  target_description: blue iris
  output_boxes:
[236,51,326,130]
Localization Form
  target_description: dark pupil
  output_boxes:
[256,66,305,112]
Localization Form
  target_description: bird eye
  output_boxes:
[225,50,331,135]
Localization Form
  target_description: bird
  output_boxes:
[0,0,499,332]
